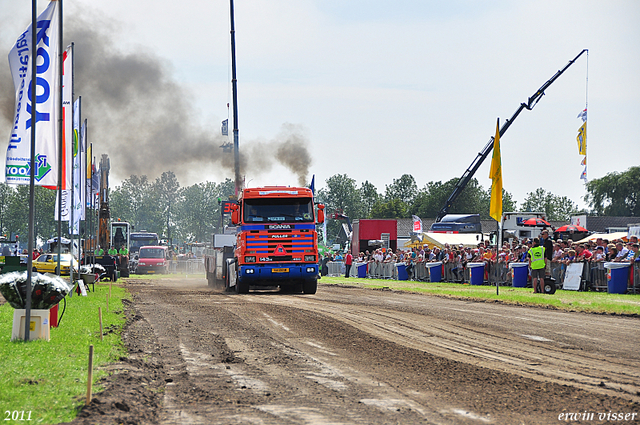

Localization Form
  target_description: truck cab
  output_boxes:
[228,186,324,294]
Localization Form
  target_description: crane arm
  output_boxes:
[435,49,588,222]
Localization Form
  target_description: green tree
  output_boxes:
[153,171,181,245]
[370,198,407,219]
[111,175,164,235]
[316,174,362,243]
[5,186,57,244]
[522,188,579,221]
[0,183,15,237]
[177,179,235,243]
[584,166,640,216]
[359,180,380,219]
[384,174,417,205]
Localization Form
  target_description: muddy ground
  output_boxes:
[65,277,640,424]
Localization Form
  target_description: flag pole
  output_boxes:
[56,0,64,277]
[24,0,40,342]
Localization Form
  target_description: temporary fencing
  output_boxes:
[168,258,205,274]
[324,260,640,294]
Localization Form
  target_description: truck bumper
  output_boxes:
[238,264,318,282]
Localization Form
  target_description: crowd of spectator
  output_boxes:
[320,232,640,285]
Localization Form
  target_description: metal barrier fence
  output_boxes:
[324,259,640,293]
[168,258,205,274]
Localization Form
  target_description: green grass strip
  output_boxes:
[0,282,128,424]
[323,276,640,315]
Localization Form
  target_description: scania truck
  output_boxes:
[206,186,325,294]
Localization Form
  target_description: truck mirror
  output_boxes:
[317,204,325,224]
[230,204,240,225]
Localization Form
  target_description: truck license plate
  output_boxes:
[272,268,289,273]
[148,270,155,274]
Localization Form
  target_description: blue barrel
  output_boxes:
[468,263,484,285]
[427,262,442,282]
[606,263,629,294]
[510,263,529,288]
[357,263,367,278]
[396,263,408,281]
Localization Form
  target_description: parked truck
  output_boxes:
[206,186,325,294]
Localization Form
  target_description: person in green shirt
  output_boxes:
[528,237,545,293]
[108,245,118,256]
[119,246,129,256]
[94,246,104,256]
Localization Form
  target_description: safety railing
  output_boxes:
[324,259,640,294]
[169,258,205,274]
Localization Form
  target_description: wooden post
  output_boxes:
[86,345,94,405]
[106,294,109,313]
[98,307,103,341]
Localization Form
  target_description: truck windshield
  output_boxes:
[244,198,314,223]
[130,235,159,252]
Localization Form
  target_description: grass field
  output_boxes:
[0,282,127,424]
[321,276,640,315]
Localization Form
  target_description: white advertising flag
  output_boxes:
[6,1,60,187]
[70,97,82,235]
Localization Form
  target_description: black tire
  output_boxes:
[544,278,556,295]
[32,267,38,272]
[235,279,249,294]
[302,278,317,294]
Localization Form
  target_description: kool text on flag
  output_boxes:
[6,1,60,187]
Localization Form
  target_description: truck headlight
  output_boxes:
[304,255,316,262]
[306,267,316,273]
[245,256,256,263]
[245,268,255,274]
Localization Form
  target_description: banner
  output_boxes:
[6,1,61,186]
[70,97,83,235]
[412,215,422,233]
[576,122,587,155]
[85,125,92,209]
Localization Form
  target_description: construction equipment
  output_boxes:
[434,49,588,223]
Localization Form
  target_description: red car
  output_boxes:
[136,246,169,274]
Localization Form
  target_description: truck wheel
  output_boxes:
[302,278,317,294]
[235,279,249,294]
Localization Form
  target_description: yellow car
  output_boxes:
[32,253,79,275]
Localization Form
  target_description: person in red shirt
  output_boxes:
[344,252,353,278]
[576,244,592,261]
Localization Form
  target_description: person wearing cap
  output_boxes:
[528,237,546,293]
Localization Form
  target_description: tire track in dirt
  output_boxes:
[243,291,640,403]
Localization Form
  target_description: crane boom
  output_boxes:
[435,49,588,222]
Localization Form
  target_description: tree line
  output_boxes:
[1,166,637,248]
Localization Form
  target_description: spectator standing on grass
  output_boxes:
[528,237,545,293]
[344,251,353,278]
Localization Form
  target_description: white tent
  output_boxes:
[404,232,488,249]
[575,232,628,244]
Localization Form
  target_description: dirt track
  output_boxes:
[70,278,640,424]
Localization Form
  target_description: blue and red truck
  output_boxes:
[205,186,325,294]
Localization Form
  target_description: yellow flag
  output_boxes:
[576,121,587,155]
[489,118,502,222]
[87,144,92,179]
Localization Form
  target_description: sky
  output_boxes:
[0,0,639,212]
